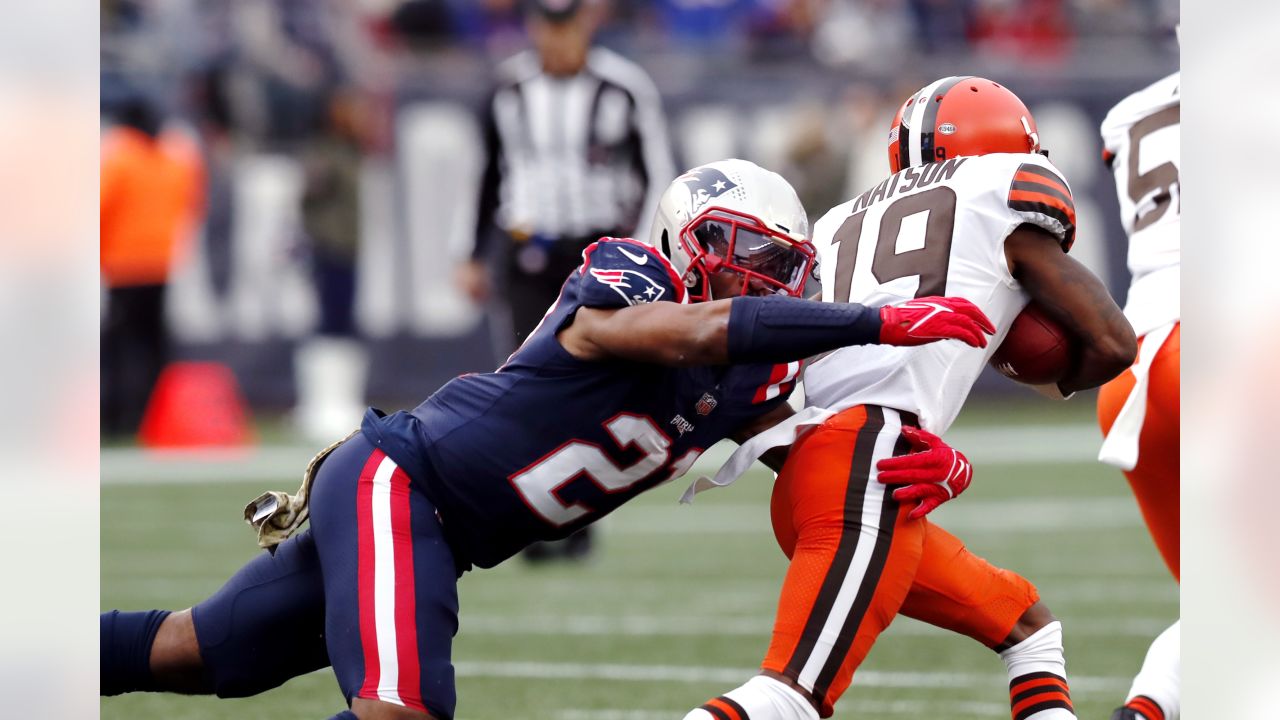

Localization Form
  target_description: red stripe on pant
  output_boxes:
[356,450,385,700]
[389,465,423,710]
[355,453,426,712]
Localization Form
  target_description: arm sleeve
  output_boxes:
[1005,155,1077,252]
[726,295,882,364]
[577,239,685,309]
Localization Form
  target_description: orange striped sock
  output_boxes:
[697,695,750,720]
[1009,671,1074,719]
[1125,695,1166,720]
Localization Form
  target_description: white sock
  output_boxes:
[683,675,818,720]
[1124,620,1180,720]
[999,621,1077,719]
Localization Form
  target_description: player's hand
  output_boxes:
[455,260,491,304]
[875,426,973,520]
[879,297,996,348]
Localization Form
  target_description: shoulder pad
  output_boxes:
[1004,155,1076,252]
[578,238,687,309]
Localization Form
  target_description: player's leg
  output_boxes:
[310,432,461,720]
[1129,324,1179,578]
[100,524,330,697]
[1098,327,1179,718]
[1098,324,1180,579]
[898,522,1073,720]
[686,406,925,719]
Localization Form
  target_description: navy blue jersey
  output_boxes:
[361,238,798,569]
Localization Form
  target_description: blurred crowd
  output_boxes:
[100,0,1178,201]
[99,0,1176,441]
[101,0,1177,141]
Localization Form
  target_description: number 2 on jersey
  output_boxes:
[510,413,702,527]
[831,186,957,302]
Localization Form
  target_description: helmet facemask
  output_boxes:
[678,207,816,302]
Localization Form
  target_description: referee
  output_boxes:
[456,0,676,562]
[457,0,676,348]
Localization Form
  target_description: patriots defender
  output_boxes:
[101,159,996,720]
[685,80,1137,720]
[1096,72,1181,720]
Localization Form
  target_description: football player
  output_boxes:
[1096,71,1181,720]
[100,159,996,720]
[685,79,1137,720]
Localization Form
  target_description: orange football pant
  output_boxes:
[1097,323,1180,580]
[763,405,1039,717]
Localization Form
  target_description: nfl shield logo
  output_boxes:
[696,393,718,416]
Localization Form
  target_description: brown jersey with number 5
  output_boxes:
[804,151,1075,433]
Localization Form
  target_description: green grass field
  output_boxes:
[102,402,1175,719]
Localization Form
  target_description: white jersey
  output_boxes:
[803,152,1076,434]
[1100,72,1180,337]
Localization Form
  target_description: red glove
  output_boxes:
[879,297,996,348]
[875,426,973,520]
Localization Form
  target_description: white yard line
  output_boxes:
[554,697,1013,720]
[100,446,316,484]
[449,660,1130,692]
[101,423,1103,485]
[461,614,1174,639]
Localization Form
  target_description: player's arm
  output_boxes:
[559,293,994,367]
[1005,225,1137,394]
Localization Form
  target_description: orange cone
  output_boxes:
[138,361,253,448]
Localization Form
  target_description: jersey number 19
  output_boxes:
[830,186,957,302]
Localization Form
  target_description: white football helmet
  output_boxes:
[647,158,815,302]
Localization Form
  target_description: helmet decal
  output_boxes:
[676,167,738,212]
[647,159,813,302]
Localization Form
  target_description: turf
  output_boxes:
[102,408,1174,719]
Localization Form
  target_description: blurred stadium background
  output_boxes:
[101,0,1178,718]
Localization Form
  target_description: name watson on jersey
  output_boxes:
[848,157,969,215]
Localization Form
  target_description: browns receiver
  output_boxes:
[686,79,1136,720]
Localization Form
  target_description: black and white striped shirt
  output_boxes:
[473,47,675,256]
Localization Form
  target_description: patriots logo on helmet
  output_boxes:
[589,268,668,306]
[676,167,737,212]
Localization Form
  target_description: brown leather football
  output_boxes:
[990,302,1076,385]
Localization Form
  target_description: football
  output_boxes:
[990,302,1076,385]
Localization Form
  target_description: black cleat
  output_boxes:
[1111,708,1147,720]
